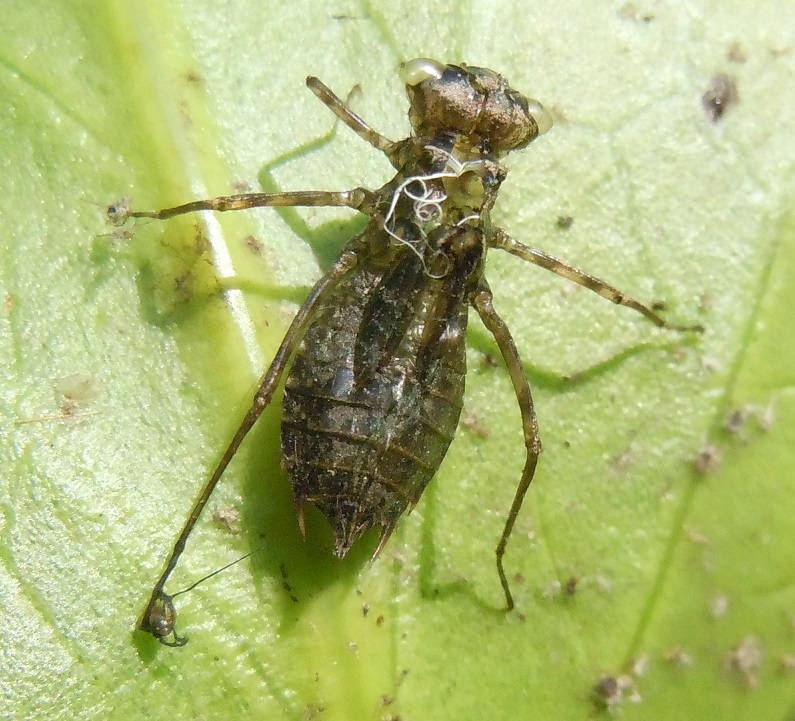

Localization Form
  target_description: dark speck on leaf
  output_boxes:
[702,73,739,123]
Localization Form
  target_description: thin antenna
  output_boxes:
[171,552,253,600]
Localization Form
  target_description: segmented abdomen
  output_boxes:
[280,246,468,556]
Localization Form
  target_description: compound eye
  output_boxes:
[526,98,554,135]
[401,58,445,86]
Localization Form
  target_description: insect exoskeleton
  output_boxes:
[116,58,700,645]
[401,58,553,154]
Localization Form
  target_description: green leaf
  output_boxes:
[2,1,794,720]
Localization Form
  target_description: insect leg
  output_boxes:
[140,247,360,643]
[471,279,541,611]
[491,228,704,333]
[306,76,397,156]
[126,188,375,221]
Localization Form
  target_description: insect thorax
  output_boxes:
[380,133,505,278]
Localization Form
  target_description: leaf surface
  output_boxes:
[2,2,794,720]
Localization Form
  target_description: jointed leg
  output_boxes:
[472,278,542,611]
[491,228,704,333]
[120,188,375,222]
[140,247,360,645]
[306,76,397,156]
[111,78,392,228]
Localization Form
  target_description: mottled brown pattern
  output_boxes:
[117,59,701,645]
[282,229,473,557]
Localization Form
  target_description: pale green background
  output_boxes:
[2,1,794,720]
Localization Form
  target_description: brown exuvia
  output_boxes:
[113,58,702,646]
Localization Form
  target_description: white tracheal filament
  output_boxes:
[382,147,483,278]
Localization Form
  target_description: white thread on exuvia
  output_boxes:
[381,146,483,278]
